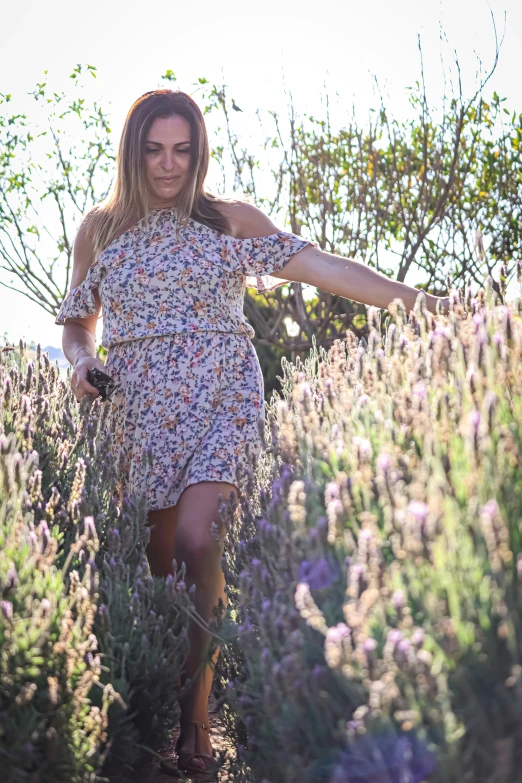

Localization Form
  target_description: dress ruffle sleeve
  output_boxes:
[55,261,103,325]
[221,231,316,293]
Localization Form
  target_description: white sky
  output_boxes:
[1,0,521,348]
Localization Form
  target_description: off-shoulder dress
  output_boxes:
[55,207,312,511]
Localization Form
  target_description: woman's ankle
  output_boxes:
[179,697,209,722]
[179,711,210,727]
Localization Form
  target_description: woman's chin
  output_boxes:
[149,189,182,208]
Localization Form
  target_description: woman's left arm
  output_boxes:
[227,201,449,317]
[280,244,449,316]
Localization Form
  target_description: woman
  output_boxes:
[56,89,449,776]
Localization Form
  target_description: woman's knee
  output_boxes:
[172,481,235,577]
[174,531,223,576]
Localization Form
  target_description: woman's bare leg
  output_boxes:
[146,504,178,578]
[173,481,236,761]
[146,481,237,766]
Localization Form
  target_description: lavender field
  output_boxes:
[2,278,522,782]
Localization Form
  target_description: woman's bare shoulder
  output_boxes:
[70,207,101,288]
[76,205,103,244]
[214,198,280,239]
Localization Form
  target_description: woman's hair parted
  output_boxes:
[88,89,232,259]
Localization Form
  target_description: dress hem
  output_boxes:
[145,477,242,512]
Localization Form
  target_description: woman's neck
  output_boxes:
[147,197,180,211]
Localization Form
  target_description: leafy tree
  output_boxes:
[203,25,519,360]
[1,27,520,389]
[0,65,113,317]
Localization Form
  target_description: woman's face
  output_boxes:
[144,114,192,208]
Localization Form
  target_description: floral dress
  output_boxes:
[55,207,312,511]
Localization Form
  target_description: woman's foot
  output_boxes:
[175,718,215,777]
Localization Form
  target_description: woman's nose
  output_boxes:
[160,151,175,170]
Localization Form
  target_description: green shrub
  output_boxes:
[0,344,192,781]
[0,433,110,782]
[219,279,522,783]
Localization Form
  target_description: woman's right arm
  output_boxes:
[60,216,107,401]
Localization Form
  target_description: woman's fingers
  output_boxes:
[71,357,110,401]
[73,380,100,402]
[71,368,100,401]
[77,379,100,401]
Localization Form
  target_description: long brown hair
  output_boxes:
[88,89,232,259]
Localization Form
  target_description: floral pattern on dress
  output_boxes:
[55,209,313,347]
[100,331,266,510]
[54,208,313,511]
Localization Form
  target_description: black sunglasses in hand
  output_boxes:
[86,367,118,401]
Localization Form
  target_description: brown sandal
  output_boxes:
[175,720,216,778]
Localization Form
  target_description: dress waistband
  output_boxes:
[105,329,254,350]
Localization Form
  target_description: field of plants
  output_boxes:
[2,276,522,782]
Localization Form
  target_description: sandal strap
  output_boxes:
[178,751,214,764]
[176,720,209,745]
[176,720,212,761]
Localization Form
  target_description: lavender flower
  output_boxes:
[84,515,96,540]
[392,590,406,611]
[412,382,427,399]
[387,629,404,646]
[298,555,340,590]
[407,502,429,523]
[411,628,425,647]
[306,731,436,783]
[376,453,392,473]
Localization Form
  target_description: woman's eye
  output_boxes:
[178,148,190,155]
[146,148,161,155]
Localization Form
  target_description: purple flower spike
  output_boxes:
[364,638,377,653]
[84,516,96,539]
[387,629,403,646]
[377,453,392,472]
[298,555,340,590]
[353,436,373,459]
[470,409,480,431]
[357,394,370,408]
[411,628,425,647]
[482,499,499,519]
[7,564,18,589]
[326,623,351,645]
[413,382,427,398]
[407,501,429,522]
[392,590,406,610]
[325,481,341,500]
[306,730,436,783]
[312,664,325,687]
[398,638,411,655]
